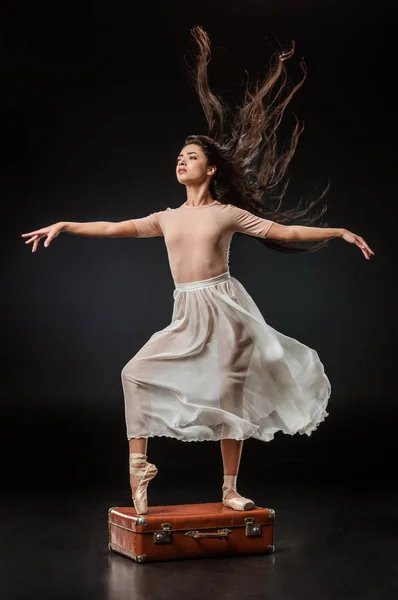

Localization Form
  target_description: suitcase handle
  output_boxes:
[185,528,232,539]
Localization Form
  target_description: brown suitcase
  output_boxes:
[108,502,275,563]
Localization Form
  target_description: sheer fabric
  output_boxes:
[122,271,331,442]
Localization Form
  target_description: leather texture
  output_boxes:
[108,502,275,562]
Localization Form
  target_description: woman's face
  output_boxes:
[176,143,216,184]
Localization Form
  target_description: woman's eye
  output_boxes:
[176,156,197,165]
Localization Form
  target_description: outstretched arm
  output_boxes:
[60,221,138,237]
[268,222,375,260]
[21,210,164,252]
[21,220,139,253]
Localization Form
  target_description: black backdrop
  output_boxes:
[2,0,396,499]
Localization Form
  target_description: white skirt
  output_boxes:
[122,270,331,442]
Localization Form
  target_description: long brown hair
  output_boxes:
[181,25,330,254]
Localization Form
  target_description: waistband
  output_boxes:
[174,270,231,291]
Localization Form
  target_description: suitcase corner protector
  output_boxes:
[108,542,148,563]
[135,553,148,563]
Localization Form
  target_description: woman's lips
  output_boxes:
[178,169,187,173]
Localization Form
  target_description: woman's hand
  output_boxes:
[341,229,375,260]
[21,222,64,253]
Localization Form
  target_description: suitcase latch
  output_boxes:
[245,517,262,537]
[153,522,172,544]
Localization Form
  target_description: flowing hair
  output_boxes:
[181,25,330,254]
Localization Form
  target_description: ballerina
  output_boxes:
[21,26,374,515]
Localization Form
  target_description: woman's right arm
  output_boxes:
[63,220,138,238]
[21,220,138,252]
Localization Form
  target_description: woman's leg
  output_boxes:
[129,437,148,496]
[217,308,255,502]
[220,438,243,500]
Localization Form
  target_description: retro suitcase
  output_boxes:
[108,501,275,563]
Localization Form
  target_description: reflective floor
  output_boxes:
[2,463,397,600]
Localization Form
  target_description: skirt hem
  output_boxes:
[126,407,330,443]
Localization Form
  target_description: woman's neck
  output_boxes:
[185,186,214,207]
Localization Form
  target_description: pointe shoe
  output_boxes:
[129,452,158,515]
[222,475,255,511]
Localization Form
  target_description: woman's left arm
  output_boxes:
[268,223,375,260]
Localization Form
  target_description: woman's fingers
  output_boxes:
[21,230,44,238]
[22,231,52,251]
[359,245,370,260]
[25,234,40,244]
[358,238,374,255]
[343,230,375,259]
[356,237,374,260]
[22,224,61,252]
[25,234,46,252]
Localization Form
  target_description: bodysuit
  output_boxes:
[131,199,275,284]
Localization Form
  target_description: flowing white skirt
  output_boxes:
[122,270,331,442]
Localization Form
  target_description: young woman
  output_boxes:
[21,27,374,515]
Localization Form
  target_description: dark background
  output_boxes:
[1,1,397,598]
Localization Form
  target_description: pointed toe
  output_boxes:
[222,474,255,511]
[129,452,158,514]
[223,497,255,511]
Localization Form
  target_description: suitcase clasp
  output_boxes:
[153,522,172,544]
[245,517,262,537]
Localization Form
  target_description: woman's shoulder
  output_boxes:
[213,201,235,210]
